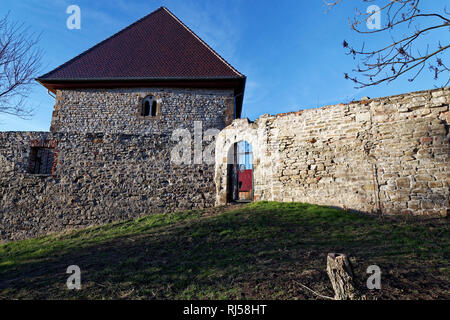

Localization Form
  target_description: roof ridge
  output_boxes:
[38,7,167,79]
[161,7,244,78]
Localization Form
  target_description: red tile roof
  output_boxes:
[37,7,245,80]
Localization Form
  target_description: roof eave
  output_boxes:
[36,76,245,82]
[36,76,246,115]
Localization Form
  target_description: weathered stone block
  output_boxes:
[396,178,410,188]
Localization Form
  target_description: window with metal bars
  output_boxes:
[28,147,55,175]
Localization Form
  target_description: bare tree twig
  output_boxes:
[0,12,43,119]
[294,280,335,300]
[327,0,450,88]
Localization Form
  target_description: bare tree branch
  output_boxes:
[0,12,43,119]
[326,0,450,88]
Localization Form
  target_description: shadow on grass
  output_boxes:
[0,202,448,299]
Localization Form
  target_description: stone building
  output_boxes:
[0,7,246,241]
[0,7,449,242]
[38,6,246,134]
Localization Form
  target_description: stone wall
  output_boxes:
[50,88,235,134]
[215,87,450,216]
[0,131,215,241]
[2,86,449,241]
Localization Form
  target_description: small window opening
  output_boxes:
[143,100,150,117]
[29,147,55,175]
[141,96,159,117]
[151,100,157,117]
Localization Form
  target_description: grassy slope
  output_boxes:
[0,202,448,300]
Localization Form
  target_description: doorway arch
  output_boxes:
[227,140,253,203]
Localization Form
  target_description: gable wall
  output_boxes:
[50,88,235,134]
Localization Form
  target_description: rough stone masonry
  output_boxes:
[0,87,233,241]
[215,87,449,217]
[0,87,449,242]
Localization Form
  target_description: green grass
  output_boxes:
[0,201,448,299]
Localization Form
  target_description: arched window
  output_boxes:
[151,99,157,117]
[141,96,159,117]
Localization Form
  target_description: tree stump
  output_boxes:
[326,253,360,300]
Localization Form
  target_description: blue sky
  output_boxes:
[1,0,448,131]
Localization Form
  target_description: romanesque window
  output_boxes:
[141,96,159,117]
[28,147,55,175]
